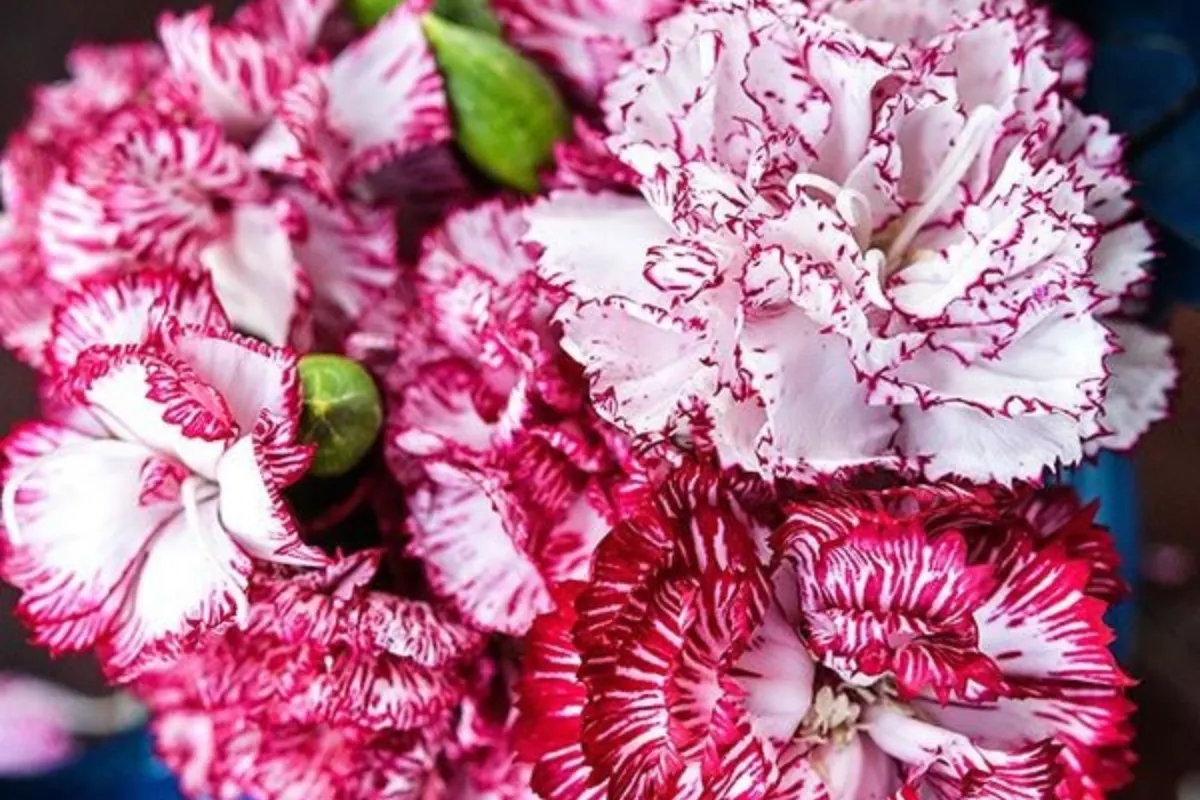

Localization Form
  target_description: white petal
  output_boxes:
[407,462,552,635]
[743,308,896,476]
[527,191,674,308]
[199,203,308,346]
[1089,320,1175,453]
[215,437,325,567]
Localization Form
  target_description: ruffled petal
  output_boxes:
[1,422,250,679]
[1089,321,1176,454]
[159,8,304,137]
[778,508,1003,701]
[973,536,1122,687]
[215,437,324,568]
[517,583,608,800]
[49,270,229,373]
[252,5,450,193]
[865,705,1061,799]
[70,347,234,479]
[406,461,552,635]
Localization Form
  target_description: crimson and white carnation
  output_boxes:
[388,201,641,636]
[517,464,1133,799]
[1,271,325,677]
[138,550,486,800]
[529,0,1174,483]
[0,0,453,366]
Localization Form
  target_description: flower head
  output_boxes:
[388,201,641,635]
[529,0,1173,483]
[517,464,1133,799]
[0,0,454,367]
[1,271,325,678]
[138,549,483,800]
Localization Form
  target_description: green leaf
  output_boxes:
[298,355,384,478]
[422,12,569,193]
[434,0,502,35]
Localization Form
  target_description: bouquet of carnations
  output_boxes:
[0,0,1177,796]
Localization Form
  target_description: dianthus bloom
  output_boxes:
[137,549,493,800]
[518,464,1132,799]
[1,270,326,677]
[529,0,1174,483]
[0,0,449,364]
[387,201,643,635]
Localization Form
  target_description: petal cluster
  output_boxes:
[529,0,1174,483]
[0,0,451,363]
[0,0,1163,798]
[136,550,495,800]
[388,200,644,636]
[518,465,1133,799]
[1,271,324,677]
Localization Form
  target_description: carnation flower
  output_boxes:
[1,271,326,677]
[517,464,1132,799]
[529,0,1174,483]
[138,549,484,800]
[0,0,450,366]
[388,201,640,635]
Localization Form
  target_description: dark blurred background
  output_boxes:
[0,1,1196,798]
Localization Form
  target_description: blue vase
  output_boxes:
[0,728,182,800]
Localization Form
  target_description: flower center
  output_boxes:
[792,104,1000,284]
[797,672,898,748]
[876,104,1000,276]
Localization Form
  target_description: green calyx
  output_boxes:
[298,355,384,478]
[422,12,569,193]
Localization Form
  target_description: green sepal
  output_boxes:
[422,12,569,193]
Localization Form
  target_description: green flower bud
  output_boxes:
[298,355,384,478]
[422,12,569,193]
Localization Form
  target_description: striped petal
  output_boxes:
[49,270,229,373]
[159,8,304,138]
[252,5,450,194]
[406,461,552,636]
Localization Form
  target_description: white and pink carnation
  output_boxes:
[138,549,484,800]
[0,0,453,365]
[517,464,1133,799]
[529,0,1174,483]
[0,270,326,678]
[388,201,642,636]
